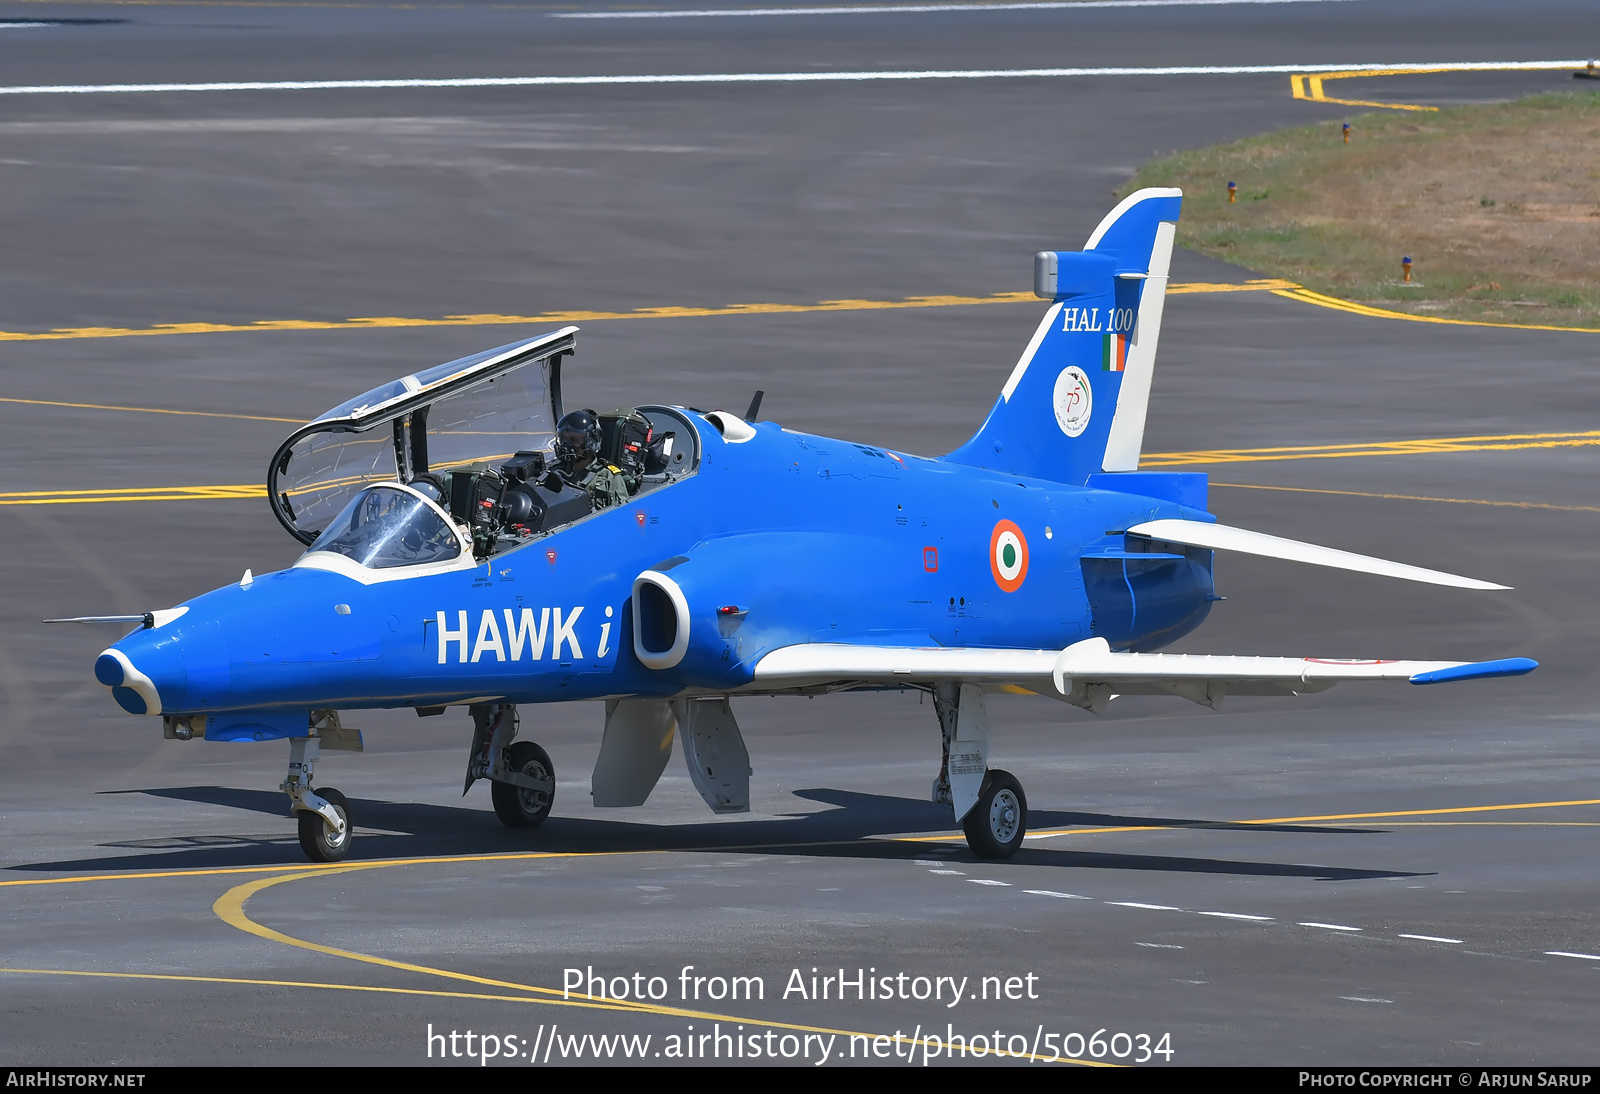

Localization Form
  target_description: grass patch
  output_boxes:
[1125,91,1600,328]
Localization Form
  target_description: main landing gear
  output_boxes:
[465,702,555,829]
[933,683,1029,859]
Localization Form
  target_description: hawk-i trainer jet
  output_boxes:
[77,189,1536,862]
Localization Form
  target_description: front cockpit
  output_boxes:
[269,327,701,566]
[303,484,463,570]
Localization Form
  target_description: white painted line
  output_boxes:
[1398,933,1462,944]
[928,869,965,875]
[1198,911,1274,921]
[1024,889,1092,899]
[1109,901,1182,911]
[0,22,54,28]
[1546,950,1600,962]
[1339,996,1393,1003]
[0,60,1583,97]
[817,887,841,891]
[1136,942,1184,949]
[1300,922,1363,932]
[968,879,1013,886]
[556,0,1375,19]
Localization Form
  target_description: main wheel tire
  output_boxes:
[962,769,1027,859]
[297,786,352,863]
[491,741,555,829]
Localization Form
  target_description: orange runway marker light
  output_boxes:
[1227,180,1237,203]
[1342,122,1351,143]
[1402,256,1413,284]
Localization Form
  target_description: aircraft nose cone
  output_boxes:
[94,652,125,686]
[95,646,167,716]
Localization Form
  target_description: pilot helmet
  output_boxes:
[555,409,602,463]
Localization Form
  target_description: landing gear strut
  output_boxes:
[931,683,1028,859]
[466,702,555,829]
[283,735,352,863]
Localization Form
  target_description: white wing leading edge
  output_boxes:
[749,638,1536,712]
[1127,518,1510,591]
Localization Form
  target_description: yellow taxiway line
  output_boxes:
[0,280,1292,344]
[1212,482,1600,515]
[1018,797,1600,842]
[2,281,1591,344]
[7,425,1600,507]
[1289,61,1585,113]
[1142,428,1600,468]
[0,396,299,424]
[0,485,266,506]
[1272,287,1600,335]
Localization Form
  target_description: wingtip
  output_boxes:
[1409,657,1538,685]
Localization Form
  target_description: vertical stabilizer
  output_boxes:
[946,188,1181,483]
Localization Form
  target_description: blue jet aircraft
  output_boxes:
[75,189,1537,863]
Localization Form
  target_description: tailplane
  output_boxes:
[947,188,1181,483]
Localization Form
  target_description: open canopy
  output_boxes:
[268,327,576,544]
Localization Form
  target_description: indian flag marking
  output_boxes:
[1102,330,1128,372]
[990,519,1029,593]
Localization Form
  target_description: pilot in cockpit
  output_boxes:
[554,409,633,509]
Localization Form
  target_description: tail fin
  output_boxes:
[946,187,1181,483]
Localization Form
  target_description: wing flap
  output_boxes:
[1126,518,1510,591]
[751,644,1059,690]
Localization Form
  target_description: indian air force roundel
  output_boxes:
[990,520,1029,592]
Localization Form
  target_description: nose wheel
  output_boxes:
[281,736,354,862]
[962,769,1027,859]
[297,786,352,862]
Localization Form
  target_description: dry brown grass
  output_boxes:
[1125,91,1600,327]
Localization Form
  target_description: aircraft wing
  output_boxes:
[750,638,1536,710]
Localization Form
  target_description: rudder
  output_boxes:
[946,188,1181,483]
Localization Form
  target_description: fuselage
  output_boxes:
[103,415,1215,725]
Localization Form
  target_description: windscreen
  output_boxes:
[304,486,461,569]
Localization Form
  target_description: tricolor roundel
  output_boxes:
[989,520,1029,592]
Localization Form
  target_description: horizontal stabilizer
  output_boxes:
[1127,518,1509,591]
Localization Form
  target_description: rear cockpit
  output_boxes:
[269,327,701,565]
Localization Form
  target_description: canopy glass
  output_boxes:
[268,327,575,544]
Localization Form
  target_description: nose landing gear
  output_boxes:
[282,735,353,863]
[298,786,352,861]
